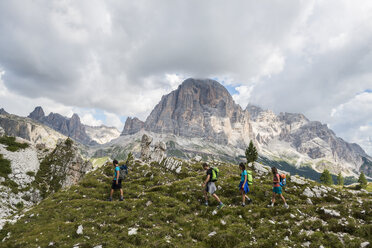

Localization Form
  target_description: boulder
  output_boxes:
[320,207,340,217]
[194,155,202,162]
[303,187,314,198]
[291,176,306,185]
[253,163,269,175]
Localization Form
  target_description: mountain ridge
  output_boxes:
[121,78,372,178]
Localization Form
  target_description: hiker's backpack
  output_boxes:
[247,170,253,185]
[211,167,219,182]
[119,164,128,180]
[279,173,286,187]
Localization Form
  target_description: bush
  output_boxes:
[0,154,12,177]
[0,136,29,152]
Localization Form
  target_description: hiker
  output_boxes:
[268,167,288,208]
[239,162,252,206]
[108,159,124,201]
[202,162,224,209]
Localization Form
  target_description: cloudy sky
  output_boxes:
[0,0,371,154]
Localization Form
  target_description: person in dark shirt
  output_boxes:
[202,163,224,209]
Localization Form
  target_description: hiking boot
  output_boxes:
[217,203,225,210]
[204,201,209,206]
[119,196,124,201]
[107,197,112,202]
[247,199,252,204]
[267,203,273,208]
[284,204,289,209]
[241,203,246,207]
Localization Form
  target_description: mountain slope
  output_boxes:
[1,159,370,247]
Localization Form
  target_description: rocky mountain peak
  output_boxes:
[121,117,145,135]
[142,78,252,145]
[0,108,9,115]
[28,106,45,120]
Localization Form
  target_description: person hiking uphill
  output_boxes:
[108,159,124,201]
[268,167,288,208]
[202,163,224,209]
[239,162,252,206]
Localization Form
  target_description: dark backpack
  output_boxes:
[119,164,128,180]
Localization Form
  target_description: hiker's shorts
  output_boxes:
[239,181,250,194]
[272,186,282,194]
[111,179,122,190]
[205,182,217,194]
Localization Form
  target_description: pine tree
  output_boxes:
[320,169,334,185]
[358,172,367,189]
[245,140,258,166]
[337,172,344,186]
[126,152,134,166]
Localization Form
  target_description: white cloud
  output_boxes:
[80,113,103,127]
[232,85,255,109]
[0,0,372,154]
[104,111,124,130]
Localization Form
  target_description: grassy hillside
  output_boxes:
[1,160,371,247]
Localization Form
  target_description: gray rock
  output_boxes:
[0,126,5,136]
[151,141,166,163]
[360,241,370,248]
[306,198,313,205]
[321,207,340,217]
[291,176,306,185]
[303,187,315,198]
[194,155,202,162]
[140,134,153,161]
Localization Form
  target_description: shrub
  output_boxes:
[0,136,29,152]
[0,154,12,177]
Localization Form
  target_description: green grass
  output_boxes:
[90,156,110,168]
[0,160,371,247]
[366,183,372,192]
[0,136,29,152]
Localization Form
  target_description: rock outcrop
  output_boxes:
[140,134,153,162]
[34,138,92,198]
[121,117,145,135]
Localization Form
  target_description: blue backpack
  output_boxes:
[118,164,128,180]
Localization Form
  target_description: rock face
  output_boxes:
[124,78,253,146]
[0,114,68,149]
[28,107,96,145]
[121,117,145,135]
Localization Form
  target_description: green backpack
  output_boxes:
[247,170,253,185]
[211,167,219,182]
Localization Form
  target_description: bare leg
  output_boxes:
[280,194,287,205]
[110,189,114,198]
[271,192,276,204]
[203,190,208,202]
[241,190,246,204]
[120,189,123,197]
[212,193,221,203]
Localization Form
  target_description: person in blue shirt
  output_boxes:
[108,159,123,201]
[239,162,252,206]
